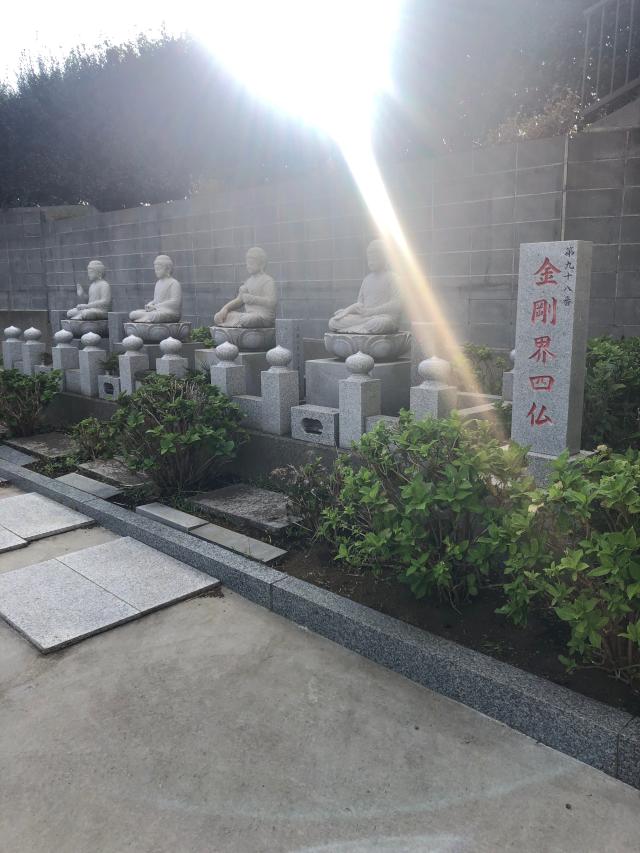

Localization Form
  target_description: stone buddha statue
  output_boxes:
[214,247,277,328]
[129,255,182,324]
[328,239,401,335]
[67,260,112,321]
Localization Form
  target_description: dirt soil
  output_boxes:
[279,542,640,717]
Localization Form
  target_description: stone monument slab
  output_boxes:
[305,357,411,416]
[193,484,290,532]
[511,241,592,457]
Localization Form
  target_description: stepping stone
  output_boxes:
[0,526,27,553]
[56,473,122,500]
[5,432,76,460]
[193,484,291,533]
[0,445,34,466]
[191,523,286,564]
[0,493,92,541]
[59,537,219,611]
[0,559,138,652]
[78,458,148,489]
[136,502,205,531]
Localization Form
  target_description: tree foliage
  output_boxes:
[0,2,596,209]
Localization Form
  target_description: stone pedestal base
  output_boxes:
[61,318,109,338]
[196,348,268,396]
[324,331,411,362]
[64,369,82,394]
[211,326,275,352]
[123,321,192,343]
[98,375,121,401]
[305,358,411,416]
[527,450,593,487]
[291,404,339,446]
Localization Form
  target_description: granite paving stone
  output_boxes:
[0,445,34,466]
[191,522,287,563]
[0,559,137,652]
[56,473,122,500]
[78,458,148,489]
[6,432,76,460]
[193,484,291,532]
[0,526,27,553]
[59,536,219,611]
[0,493,93,541]
[136,502,206,532]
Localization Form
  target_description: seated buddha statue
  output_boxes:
[129,255,182,324]
[328,239,401,335]
[67,260,112,320]
[213,247,277,328]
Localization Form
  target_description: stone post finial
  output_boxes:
[81,331,102,350]
[24,327,42,342]
[54,329,74,346]
[159,336,183,356]
[266,345,293,370]
[418,356,452,385]
[345,351,375,377]
[215,341,240,363]
[122,334,144,353]
[4,326,21,340]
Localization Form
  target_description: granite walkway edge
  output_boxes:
[0,457,638,790]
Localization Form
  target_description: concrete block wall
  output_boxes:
[1,127,639,349]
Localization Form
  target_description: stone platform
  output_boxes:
[211,325,276,352]
[305,357,411,415]
[61,318,109,338]
[123,321,192,343]
[324,331,411,361]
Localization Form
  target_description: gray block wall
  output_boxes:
[1,128,639,349]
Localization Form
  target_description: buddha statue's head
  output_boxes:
[154,254,174,279]
[87,260,105,282]
[246,246,267,276]
[366,240,388,273]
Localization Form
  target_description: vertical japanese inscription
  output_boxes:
[511,241,592,456]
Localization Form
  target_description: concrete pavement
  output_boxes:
[1,587,639,852]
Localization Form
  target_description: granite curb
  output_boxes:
[0,456,638,788]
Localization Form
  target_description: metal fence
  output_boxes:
[582,0,640,115]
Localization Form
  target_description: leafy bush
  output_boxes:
[71,417,117,462]
[318,413,529,604]
[0,369,62,436]
[270,460,339,538]
[493,449,640,686]
[109,373,246,495]
[190,326,214,348]
[453,343,508,396]
[582,336,640,451]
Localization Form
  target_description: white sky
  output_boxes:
[1,1,189,83]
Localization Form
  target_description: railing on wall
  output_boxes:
[582,0,640,116]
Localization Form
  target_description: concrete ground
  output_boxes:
[1,581,639,852]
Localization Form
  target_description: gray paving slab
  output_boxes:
[56,473,122,499]
[0,526,27,553]
[0,559,137,652]
[0,444,34,466]
[77,458,148,488]
[136,502,205,531]
[5,432,76,460]
[193,484,291,532]
[191,522,286,563]
[59,536,219,611]
[0,493,93,541]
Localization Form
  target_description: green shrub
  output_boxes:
[270,459,339,538]
[0,368,62,436]
[190,326,214,348]
[453,343,508,396]
[493,449,640,686]
[71,417,117,462]
[318,413,529,604]
[582,336,640,451]
[109,373,246,495]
